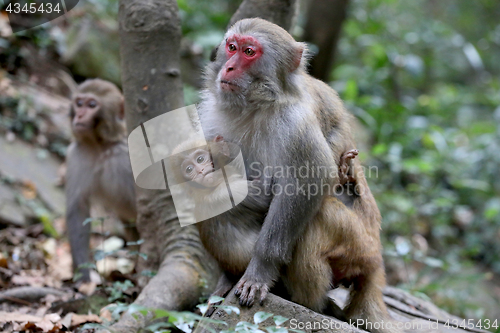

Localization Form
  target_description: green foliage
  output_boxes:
[179,0,240,58]
[0,95,67,157]
[83,301,303,333]
[106,280,135,302]
[334,0,500,318]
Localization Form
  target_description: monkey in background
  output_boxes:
[65,79,137,282]
[198,18,399,332]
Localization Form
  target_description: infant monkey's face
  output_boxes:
[181,148,217,187]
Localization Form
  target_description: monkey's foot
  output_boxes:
[234,278,270,307]
[339,149,358,185]
[205,300,223,317]
[324,298,347,321]
[205,274,235,317]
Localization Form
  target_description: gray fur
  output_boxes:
[197,18,353,296]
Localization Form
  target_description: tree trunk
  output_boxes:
[229,0,298,31]
[113,1,218,331]
[303,0,350,81]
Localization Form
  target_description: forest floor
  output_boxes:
[0,75,139,332]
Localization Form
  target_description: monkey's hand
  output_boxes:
[235,276,270,307]
[234,260,276,307]
[339,149,359,185]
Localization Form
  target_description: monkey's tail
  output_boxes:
[344,268,403,333]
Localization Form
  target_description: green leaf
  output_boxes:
[217,305,240,315]
[208,295,224,304]
[254,312,273,324]
[197,303,209,316]
[372,143,387,156]
[235,321,259,331]
[273,316,289,326]
[40,215,58,238]
[266,327,288,333]
[126,239,144,246]
[344,79,358,101]
[140,270,157,277]
[145,321,174,332]
[81,323,109,330]
[127,251,148,260]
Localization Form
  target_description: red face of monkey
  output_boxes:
[220,34,263,92]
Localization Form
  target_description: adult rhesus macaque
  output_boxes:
[66,79,137,282]
[198,18,396,332]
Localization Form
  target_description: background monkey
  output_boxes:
[65,79,137,282]
[198,18,397,332]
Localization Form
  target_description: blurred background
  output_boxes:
[0,0,499,325]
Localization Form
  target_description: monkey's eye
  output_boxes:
[228,44,237,52]
[185,165,194,174]
[196,155,205,164]
[88,100,97,108]
[76,99,84,107]
[244,48,255,56]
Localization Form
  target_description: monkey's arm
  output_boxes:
[65,148,92,282]
[240,179,272,213]
[235,132,333,306]
[97,143,137,221]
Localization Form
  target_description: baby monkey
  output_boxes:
[170,136,271,285]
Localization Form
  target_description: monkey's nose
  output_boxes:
[226,66,234,72]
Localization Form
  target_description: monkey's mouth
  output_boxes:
[73,123,90,130]
[220,80,240,91]
[202,168,215,176]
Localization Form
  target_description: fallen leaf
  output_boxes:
[70,313,102,327]
[0,312,64,332]
[78,281,97,296]
[99,307,112,322]
[21,180,37,200]
[46,242,72,282]
[61,313,72,329]
[11,273,45,287]
[0,311,41,323]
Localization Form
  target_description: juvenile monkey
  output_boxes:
[65,79,137,282]
[198,18,397,332]
[170,136,271,286]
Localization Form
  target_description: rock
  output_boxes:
[198,287,487,333]
[0,185,26,226]
[0,135,65,216]
[200,290,363,333]
[0,74,73,146]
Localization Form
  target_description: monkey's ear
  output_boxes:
[291,43,305,72]
[118,96,125,120]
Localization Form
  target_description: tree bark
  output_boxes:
[303,0,350,81]
[228,0,298,32]
[113,1,218,331]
